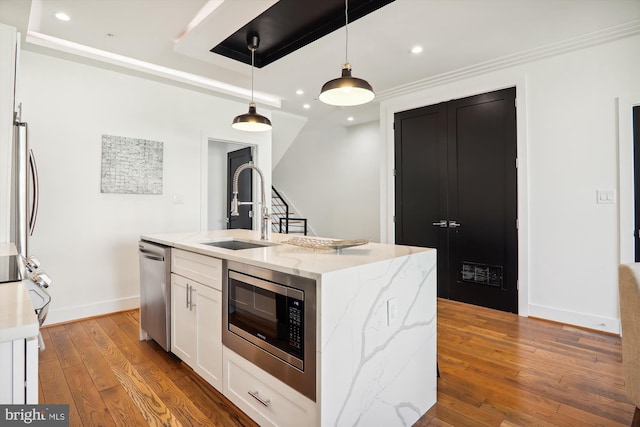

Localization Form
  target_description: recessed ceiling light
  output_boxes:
[303,103,310,109]
[410,45,423,54]
[296,89,304,95]
[347,116,354,121]
[55,12,70,21]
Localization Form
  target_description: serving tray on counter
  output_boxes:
[282,237,369,250]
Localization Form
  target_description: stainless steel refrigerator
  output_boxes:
[10,103,38,259]
[6,103,52,328]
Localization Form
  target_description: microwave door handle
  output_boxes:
[28,146,39,236]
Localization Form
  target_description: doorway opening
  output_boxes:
[394,87,518,313]
[207,141,253,231]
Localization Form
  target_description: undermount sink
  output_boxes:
[201,239,276,250]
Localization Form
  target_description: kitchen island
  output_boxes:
[141,229,437,426]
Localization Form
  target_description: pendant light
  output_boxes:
[319,0,375,107]
[232,35,272,132]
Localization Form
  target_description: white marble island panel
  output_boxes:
[141,230,437,426]
[318,250,436,426]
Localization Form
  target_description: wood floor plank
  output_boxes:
[133,360,216,426]
[38,360,83,427]
[47,324,83,368]
[107,311,191,383]
[82,319,183,427]
[64,321,120,391]
[100,384,151,427]
[37,327,57,364]
[173,372,258,427]
[93,315,148,365]
[63,363,116,426]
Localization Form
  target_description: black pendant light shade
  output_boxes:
[232,35,272,132]
[319,63,375,106]
[232,102,272,132]
[319,0,374,107]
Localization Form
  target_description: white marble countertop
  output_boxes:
[141,230,432,279]
[0,281,39,342]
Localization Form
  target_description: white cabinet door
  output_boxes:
[195,283,222,390]
[223,348,317,427]
[171,268,223,391]
[171,274,196,365]
[0,337,38,404]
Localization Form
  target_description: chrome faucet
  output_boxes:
[230,162,271,241]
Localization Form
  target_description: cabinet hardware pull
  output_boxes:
[432,220,448,227]
[189,286,196,310]
[248,390,271,407]
[185,284,190,309]
[448,220,461,228]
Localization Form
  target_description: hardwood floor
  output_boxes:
[38,310,257,427]
[419,299,635,426]
[37,299,636,426]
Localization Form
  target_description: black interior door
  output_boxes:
[395,87,518,313]
[227,147,252,230]
[394,102,449,297]
[634,106,640,261]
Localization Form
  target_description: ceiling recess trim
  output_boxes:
[25,31,282,108]
[210,0,395,68]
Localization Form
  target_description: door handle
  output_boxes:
[186,284,190,309]
[448,221,461,228]
[28,148,39,236]
[432,220,448,228]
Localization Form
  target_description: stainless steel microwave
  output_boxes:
[222,260,317,401]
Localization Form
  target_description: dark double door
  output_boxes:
[394,87,518,313]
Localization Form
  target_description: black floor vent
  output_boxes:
[461,262,503,287]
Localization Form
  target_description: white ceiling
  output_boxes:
[1,0,639,126]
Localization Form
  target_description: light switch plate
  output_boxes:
[596,190,615,204]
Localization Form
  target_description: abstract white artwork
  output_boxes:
[101,135,163,194]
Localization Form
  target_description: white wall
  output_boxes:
[207,141,228,231]
[271,110,307,169]
[17,49,272,325]
[381,34,640,333]
[273,120,381,241]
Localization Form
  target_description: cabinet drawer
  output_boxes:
[223,348,316,427]
[171,249,222,290]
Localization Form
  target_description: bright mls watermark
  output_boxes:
[0,405,69,426]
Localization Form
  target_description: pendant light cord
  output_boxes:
[251,47,255,103]
[344,0,349,64]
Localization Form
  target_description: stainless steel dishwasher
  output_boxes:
[139,240,171,351]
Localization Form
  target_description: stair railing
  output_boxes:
[271,186,308,235]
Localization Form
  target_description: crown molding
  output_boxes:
[377,20,640,101]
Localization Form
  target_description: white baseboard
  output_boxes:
[42,296,140,326]
[528,303,620,335]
